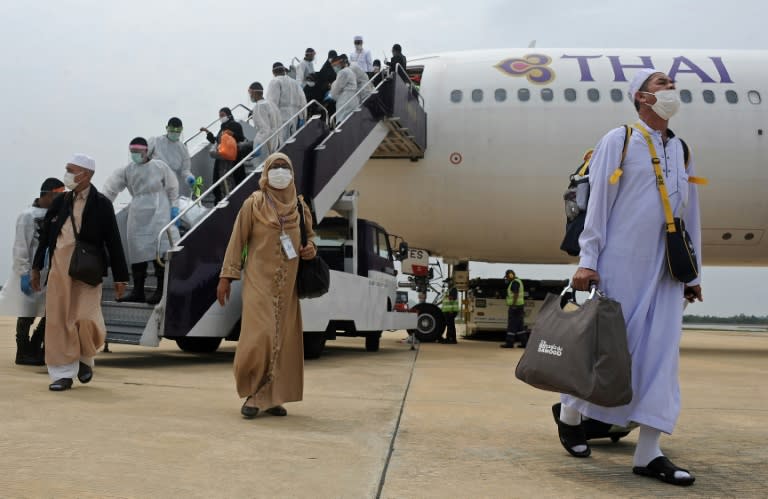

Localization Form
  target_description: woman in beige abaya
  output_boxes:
[216,153,316,418]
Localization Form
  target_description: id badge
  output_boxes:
[280,232,298,260]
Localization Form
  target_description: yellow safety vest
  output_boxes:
[506,278,524,307]
[441,298,459,312]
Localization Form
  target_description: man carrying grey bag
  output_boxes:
[559,69,704,487]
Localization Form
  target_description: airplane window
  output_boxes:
[610,89,623,102]
[748,90,761,104]
[703,90,715,104]
[564,88,577,102]
[725,90,738,104]
[495,88,507,102]
[472,89,484,103]
[518,88,530,102]
[680,90,692,103]
[450,90,463,103]
[587,89,600,102]
[541,88,554,102]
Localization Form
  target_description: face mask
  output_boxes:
[167,132,181,142]
[267,169,293,190]
[62,172,80,190]
[642,90,680,120]
[333,66,341,74]
[307,81,316,88]
[220,116,230,123]
[131,152,144,164]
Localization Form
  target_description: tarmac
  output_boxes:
[1,316,766,498]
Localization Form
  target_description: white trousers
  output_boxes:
[48,356,94,381]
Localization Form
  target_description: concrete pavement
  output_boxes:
[1,317,766,498]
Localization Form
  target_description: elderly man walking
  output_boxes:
[31,154,129,391]
[555,69,703,486]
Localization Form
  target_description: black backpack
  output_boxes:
[560,125,689,257]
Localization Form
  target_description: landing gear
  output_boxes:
[408,303,445,342]
[175,337,222,353]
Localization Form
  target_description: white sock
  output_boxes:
[634,425,691,480]
[559,404,587,453]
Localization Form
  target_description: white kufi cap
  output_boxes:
[354,35,363,41]
[69,153,95,171]
[627,68,658,104]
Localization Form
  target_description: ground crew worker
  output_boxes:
[439,281,459,344]
[505,270,526,345]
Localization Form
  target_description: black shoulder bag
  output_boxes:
[296,200,330,299]
[68,194,106,286]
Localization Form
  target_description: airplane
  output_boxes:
[349,48,768,266]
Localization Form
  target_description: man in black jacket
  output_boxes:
[31,154,129,391]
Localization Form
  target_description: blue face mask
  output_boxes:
[333,66,341,74]
[167,132,181,142]
[131,152,144,164]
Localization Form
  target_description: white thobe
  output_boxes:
[149,135,192,197]
[350,49,373,72]
[561,119,703,435]
[267,76,308,141]
[250,99,281,161]
[330,67,359,124]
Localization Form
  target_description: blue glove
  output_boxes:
[323,91,332,102]
[186,174,196,187]
[20,273,32,296]
[253,147,261,158]
[171,206,181,227]
[298,118,305,128]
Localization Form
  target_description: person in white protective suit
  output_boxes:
[295,48,316,88]
[248,81,281,162]
[0,178,65,365]
[267,62,307,142]
[345,53,373,102]
[149,117,195,197]
[349,35,373,73]
[329,55,359,124]
[102,137,180,305]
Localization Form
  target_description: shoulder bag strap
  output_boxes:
[633,122,677,234]
[67,192,80,240]
[608,125,633,184]
[297,199,308,247]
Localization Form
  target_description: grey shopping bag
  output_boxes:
[515,288,632,407]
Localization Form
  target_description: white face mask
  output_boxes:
[642,90,680,120]
[220,116,230,123]
[63,172,81,190]
[307,81,316,88]
[267,169,293,190]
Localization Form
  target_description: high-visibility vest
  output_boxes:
[506,278,525,307]
[441,298,459,312]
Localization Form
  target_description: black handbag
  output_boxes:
[67,198,106,286]
[296,200,330,299]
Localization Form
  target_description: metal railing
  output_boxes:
[155,99,328,264]
[328,69,388,127]
[183,104,253,145]
[392,63,425,108]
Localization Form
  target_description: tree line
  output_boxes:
[683,314,768,325]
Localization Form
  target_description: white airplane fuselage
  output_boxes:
[350,49,768,265]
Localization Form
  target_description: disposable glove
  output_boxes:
[20,273,32,296]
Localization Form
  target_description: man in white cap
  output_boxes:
[31,154,129,391]
[556,69,703,486]
[267,61,308,142]
[349,35,373,73]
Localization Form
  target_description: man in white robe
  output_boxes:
[560,69,703,486]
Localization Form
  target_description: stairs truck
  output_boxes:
[101,67,429,359]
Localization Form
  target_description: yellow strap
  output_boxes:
[577,153,592,177]
[688,176,708,185]
[633,122,677,233]
[609,125,632,184]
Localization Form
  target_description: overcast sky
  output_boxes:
[0,0,766,316]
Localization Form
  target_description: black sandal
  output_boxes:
[633,456,695,486]
[266,406,287,417]
[552,405,591,458]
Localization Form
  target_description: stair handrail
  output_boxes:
[183,104,254,145]
[328,70,389,127]
[156,99,329,264]
[392,63,426,108]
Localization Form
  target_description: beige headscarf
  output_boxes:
[252,152,300,229]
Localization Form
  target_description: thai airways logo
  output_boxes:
[538,340,563,357]
[495,54,556,85]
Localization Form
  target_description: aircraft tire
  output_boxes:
[408,303,445,342]
[175,337,222,353]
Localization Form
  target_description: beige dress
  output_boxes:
[45,186,106,368]
[220,192,315,405]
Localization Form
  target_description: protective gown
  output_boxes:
[349,63,373,102]
[561,121,702,435]
[267,75,308,141]
[330,67,359,123]
[149,135,192,197]
[296,59,315,87]
[102,159,180,264]
[0,203,48,317]
[250,99,281,160]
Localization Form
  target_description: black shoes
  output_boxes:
[266,406,288,417]
[49,378,73,391]
[241,397,259,419]
[77,362,93,384]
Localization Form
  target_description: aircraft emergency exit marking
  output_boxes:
[496,54,734,84]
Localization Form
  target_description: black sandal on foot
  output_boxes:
[266,406,288,417]
[633,456,695,486]
[553,407,591,458]
[241,397,259,419]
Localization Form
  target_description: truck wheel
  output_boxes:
[303,332,326,359]
[175,337,222,353]
[408,303,445,342]
[365,332,382,352]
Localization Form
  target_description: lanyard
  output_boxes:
[633,122,677,234]
[264,193,286,231]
